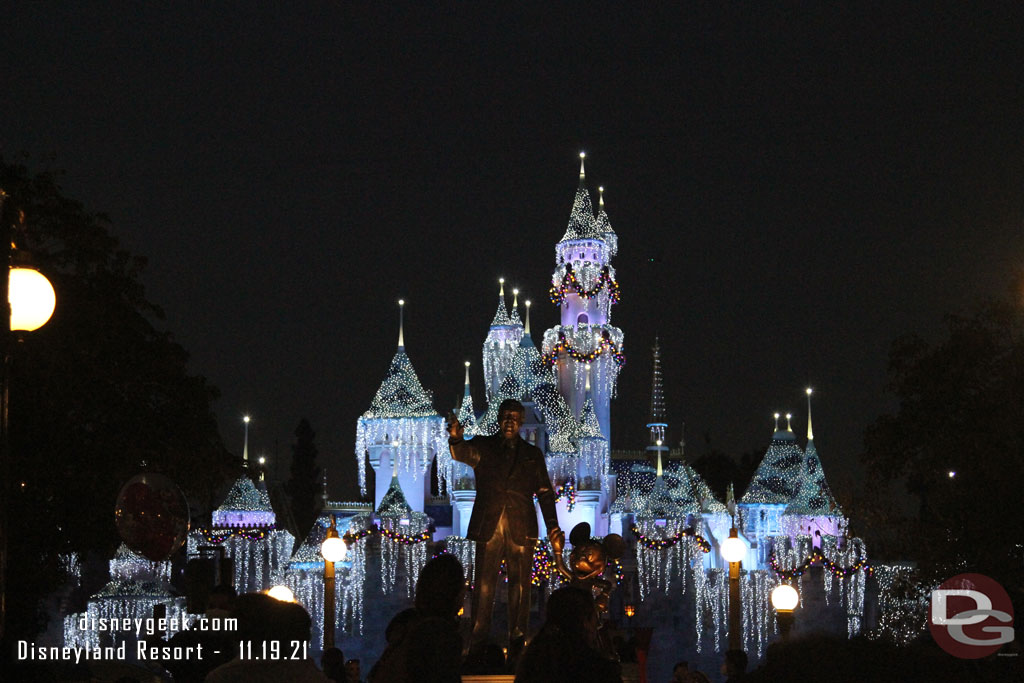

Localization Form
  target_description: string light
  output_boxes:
[630,523,712,553]
[768,548,873,580]
[65,545,189,649]
[541,329,625,367]
[549,264,621,305]
[354,346,448,495]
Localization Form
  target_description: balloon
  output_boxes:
[114,473,190,561]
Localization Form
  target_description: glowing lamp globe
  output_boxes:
[9,267,56,331]
[320,536,347,563]
[771,584,799,612]
[267,585,296,603]
[720,535,746,564]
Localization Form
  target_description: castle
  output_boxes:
[65,154,872,677]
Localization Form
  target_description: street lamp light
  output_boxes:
[267,585,296,603]
[9,268,56,331]
[771,583,799,640]
[320,515,347,650]
[720,527,746,652]
[0,193,56,640]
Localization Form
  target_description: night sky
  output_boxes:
[2,4,1022,499]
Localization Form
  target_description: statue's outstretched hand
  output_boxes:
[549,527,572,579]
[447,412,464,440]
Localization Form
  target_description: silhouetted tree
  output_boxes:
[0,159,231,652]
[861,295,1024,593]
[286,418,321,537]
[691,447,763,500]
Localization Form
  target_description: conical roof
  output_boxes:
[456,367,478,438]
[531,382,578,451]
[289,513,333,565]
[498,372,525,402]
[579,397,605,440]
[785,439,842,516]
[559,157,600,242]
[490,280,512,326]
[692,470,729,514]
[740,429,805,505]
[363,349,436,418]
[377,476,413,518]
[477,397,500,436]
[595,187,618,255]
[509,290,523,326]
[635,475,683,521]
[667,463,702,515]
[510,339,541,394]
[218,475,273,512]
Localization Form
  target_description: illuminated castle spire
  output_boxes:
[786,388,842,517]
[483,278,523,401]
[355,300,448,509]
[646,338,667,454]
[542,153,625,441]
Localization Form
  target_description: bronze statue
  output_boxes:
[566,522,624,615]
[447,399,566,660]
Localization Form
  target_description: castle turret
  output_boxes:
[483,278,523,402]
[542,153,624,442]
[452,361,476,433]
[738,411,806,567]
[355,301,448,510]
[784,388,845,542]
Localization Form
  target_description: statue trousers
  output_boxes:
[470,508,533,650]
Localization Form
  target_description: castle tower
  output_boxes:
[784,388,845,542]
[355,301,448,511]
[738,411,806,568]
[482,278,523,402]
[541,154,624,441]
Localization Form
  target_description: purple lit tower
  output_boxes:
[541,154,624,530]
[186,475,295,593]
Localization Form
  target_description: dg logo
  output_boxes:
[929,573,1015,659]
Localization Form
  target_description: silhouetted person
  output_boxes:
[368,554,465,683]
[322,647,345,681]
[145,585,237,682]
[722,648,748,682]
[344,658,362,682]
[206,592,329,682]
[515,586,621,683]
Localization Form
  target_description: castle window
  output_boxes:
[577,313,589,325]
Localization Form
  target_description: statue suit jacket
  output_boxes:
[448,433,560,546]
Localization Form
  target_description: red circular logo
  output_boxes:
[928,573,1014,659]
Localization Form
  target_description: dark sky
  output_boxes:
[2,4,1022,498]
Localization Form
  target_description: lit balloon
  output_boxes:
[114,473,190,561]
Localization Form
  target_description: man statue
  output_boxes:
[447,398,566,660]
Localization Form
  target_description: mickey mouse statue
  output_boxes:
[566,522,625,615]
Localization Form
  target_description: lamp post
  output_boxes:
[0,192,56,640]
[771,583,798,641]
[720,527,746,652]
[624,603,635,631]
[320,515,347,650]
